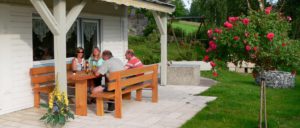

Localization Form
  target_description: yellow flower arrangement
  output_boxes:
[41,79,74,127]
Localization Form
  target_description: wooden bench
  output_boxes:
[30,64,73,108]
[90,64,158,118]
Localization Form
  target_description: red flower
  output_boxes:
[213,36,217,40]
[214,28,222,34]
[209,41,217,50]
[282,43,287,47]
[287,16,292,21]
[206,48,212,53]
[245,45,251,51]
[245,32,250,38]
[203,55,209,62]
[265,6,272,15]
[242,18,250,25]
[266,32,275,41]
[253,46,258,51]
[228,17,239,22]
[233,36,240,41]
[213,71,218,77]
[207,29,213,38]
[224,21,233,29]
[210,61,216,67]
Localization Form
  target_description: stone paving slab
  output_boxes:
[0,85,216,128]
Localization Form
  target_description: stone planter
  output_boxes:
[255,71,296,88]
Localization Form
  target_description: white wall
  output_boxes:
[102,16,127,62]
[0,4,34,115]
[0,3,128,115]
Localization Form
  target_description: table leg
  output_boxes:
[75,80,87,116]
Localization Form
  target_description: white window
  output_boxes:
[32,15,101,64]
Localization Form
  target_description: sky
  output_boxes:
[182,0,278,10]
[182,0,192,10]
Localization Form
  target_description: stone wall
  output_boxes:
[256,71,295,88]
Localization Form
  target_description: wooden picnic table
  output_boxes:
[67,71,98,116]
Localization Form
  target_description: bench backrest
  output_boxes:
[30,64,72,84]
[107,64,158,91]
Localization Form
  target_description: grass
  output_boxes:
[171,21,199,34]
[181,70,300,128]
[128,35,201,64]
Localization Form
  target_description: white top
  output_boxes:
[74,58,85,71]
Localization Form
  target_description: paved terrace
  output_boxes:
[0,85,216,128]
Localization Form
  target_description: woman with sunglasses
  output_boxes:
[72,47,86,71]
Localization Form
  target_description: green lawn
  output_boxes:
[181,70,300,128]
[128,36,201,64]
[171,21,199,34]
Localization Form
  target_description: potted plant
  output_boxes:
[40,83,74,128]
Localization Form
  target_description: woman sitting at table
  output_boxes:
[88,47,104,86]
[72,47,85,71]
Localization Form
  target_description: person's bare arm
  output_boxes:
[71,59,77,71]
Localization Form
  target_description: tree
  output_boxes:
[203,6,300,76]
[277,0,300,39]
[136,0,189,36]
[189,0,261,26]
[171,0,189,17]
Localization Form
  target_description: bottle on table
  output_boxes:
[85,61,90,74]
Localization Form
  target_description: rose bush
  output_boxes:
[203,6,300,76]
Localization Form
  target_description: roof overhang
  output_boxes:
[97,0,175,14]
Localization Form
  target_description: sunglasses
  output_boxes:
[77,51,84,53]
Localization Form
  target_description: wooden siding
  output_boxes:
[0,4,34,115]
[0,3,128,115]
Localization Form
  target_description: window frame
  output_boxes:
[32,15,102,67]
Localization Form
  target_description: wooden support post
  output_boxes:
[264,81,268,128]
[66,0,87,31]
[123,92,131,100]
[259,81,263,128]
[153,12,168,86]
[30,0,60,35]
[75,80,87,116]
[114,74,122,118]
[258,78,267,128]
[34,84,40,108]
[152,65,158,103]
[53,0,67,92]
[31,0,86,93]
[96,98,104,116]
[136,89,142,101]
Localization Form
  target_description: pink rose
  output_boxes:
[242,18,250,25]
[245,32,250,37]
[233,36,240,41]
[266,32,275,41]
[203,55,209,62]
[287,16,292,21]
[224,21,233,29]
[245,45,251,51]
[209,41,217,50]
[265,6,272,15]
[214,28,222,34]
[207,29,213,38]
[206,48,212,53]
[213,36,217,40]
[253,46,258,51]
[228,17,239,22]
[210,61,216,67]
